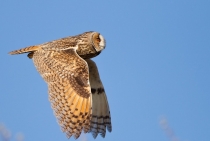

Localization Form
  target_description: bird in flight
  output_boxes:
[9,31,112,139]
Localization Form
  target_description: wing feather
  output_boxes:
[85,59,112,138]
[32,47,92,139]
[9,46,39,55]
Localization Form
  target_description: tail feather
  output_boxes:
[9,46,39,55]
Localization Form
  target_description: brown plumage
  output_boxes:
[9,31,111,139]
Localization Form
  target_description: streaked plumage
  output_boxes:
[9,31,111,139]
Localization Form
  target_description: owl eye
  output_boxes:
[96,36,101,42]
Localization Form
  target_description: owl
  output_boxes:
[9,31,112,139]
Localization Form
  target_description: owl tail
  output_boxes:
[85,59,112,138]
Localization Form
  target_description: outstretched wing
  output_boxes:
[32,47,92,139]
[85,59,112,138]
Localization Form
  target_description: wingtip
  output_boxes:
[92,133,98,139]
[8,51,14,55]
[107,125,112,132]
[8,46,39,55]
[8,50,21,55]
[100,133,106,138]
[73,133,80,140]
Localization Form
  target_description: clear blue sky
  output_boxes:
[1,0,210,141]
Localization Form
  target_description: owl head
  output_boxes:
[90,32,106,52]
[76,31,106,59]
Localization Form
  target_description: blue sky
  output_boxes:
[0,0,210,141]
